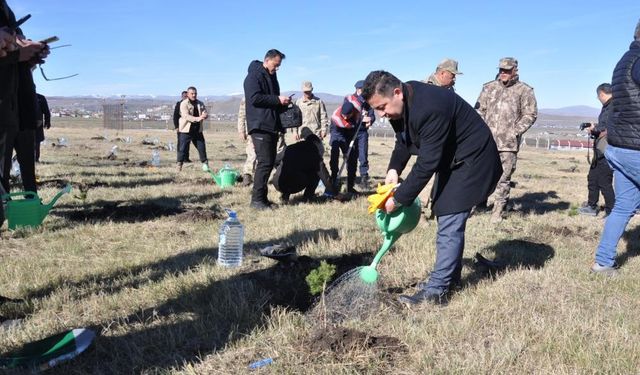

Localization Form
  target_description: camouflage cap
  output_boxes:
[498,57,518,70]
[436,58,462,75]
[301,81,313,92]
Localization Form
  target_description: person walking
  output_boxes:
[476,57,537,223]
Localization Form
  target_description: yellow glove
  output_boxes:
[366,183,397,214]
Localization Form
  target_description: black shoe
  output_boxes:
[347,186,359,194]
[398,289,448,306]
[281,193,290,203]
[250,200,278,210]
[184,159,193,163]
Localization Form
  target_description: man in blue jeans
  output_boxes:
[592,19,640,276]
[362,71,502,305]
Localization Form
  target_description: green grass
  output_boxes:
[1,119,639,374]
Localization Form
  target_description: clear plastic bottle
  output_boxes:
[10,156,20,179]
[218,210,244,267]
[110,145,119,156]
[151,150,160,167]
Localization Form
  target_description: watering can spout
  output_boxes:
[42,184,72,216]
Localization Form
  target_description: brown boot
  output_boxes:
[241,174,252,187]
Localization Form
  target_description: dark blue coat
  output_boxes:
[389,81,502,216]
[243,60,282,134]
[609,41,640,150]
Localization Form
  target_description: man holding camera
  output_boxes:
[579,83,614,217]
[243,49,290,210]
[476,57,537,223]
[591,19,640,276]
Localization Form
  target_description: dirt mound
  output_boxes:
[306,326,406,359]
[174,208,222,221]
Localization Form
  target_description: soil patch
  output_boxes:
[174,207,222,221]
[306,326,407,359]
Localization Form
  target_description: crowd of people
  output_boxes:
[2,1,639,308]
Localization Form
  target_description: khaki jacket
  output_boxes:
[178,99,207,133]
[476,76,537,152]
[295,96,328,135]
[237,97,247,135]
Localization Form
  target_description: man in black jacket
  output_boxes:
[243,49,291,210]
[173,91,189,162]
[272,127,335,202]
[592,19,640,276]
[35,93,50,162]
[362,70,502,305]
[579,83,614,217]
[1,2,48,226]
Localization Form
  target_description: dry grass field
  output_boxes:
[1,120,639,374]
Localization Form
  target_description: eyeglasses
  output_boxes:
[37,44,78,81]
[39,64,78,81]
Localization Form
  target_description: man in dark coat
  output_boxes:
[35,93,50,162]
[272,127,335,202]
[578,83,614,217]
[1,2,48,226]
[172,91,189,162]
[362,70,502,305]
[243,49,291,210]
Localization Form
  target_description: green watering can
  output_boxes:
[2,185,72,230]
[360,197,421,284]
[203,164,239,189]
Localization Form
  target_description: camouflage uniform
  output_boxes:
[476,70,537,220]
[294,95,329,138]
[237,98,256,177]
[424,73,442,86]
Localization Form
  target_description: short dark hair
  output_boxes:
[361,70,402,101]
[187,86,197,92]
[596,83,611,95]
[264,49,285,61]
[181,91,188,95]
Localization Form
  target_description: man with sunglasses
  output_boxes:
[476,57,537,223]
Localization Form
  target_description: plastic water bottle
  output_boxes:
[218,210,244,267]
[168,142,175,151]
[151,150,160,167]
[10,157,20,179]
[110,145,119,156]
[58,137,68,146]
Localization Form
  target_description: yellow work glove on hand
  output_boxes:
[366,183,397,214]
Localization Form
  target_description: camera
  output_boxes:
[579,122,592,131]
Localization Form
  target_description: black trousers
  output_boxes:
[0,123,18,196]
[177,131,207,163]
[176,129,191,161]
[587,158,615,213]
[251,130,278,203]
[14,129,37,194]
[35,126,44,162]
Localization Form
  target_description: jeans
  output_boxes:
[356,130,369,177]
[176,130,190,161]
[594,146,640,267]
[329,127,357,190]
[423,210,471,294]
[251,130,279,203]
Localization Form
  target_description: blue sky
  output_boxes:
[11,0,640,108]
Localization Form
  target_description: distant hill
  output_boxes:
[539,105,600,118]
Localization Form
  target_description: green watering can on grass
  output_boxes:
[2,184,71,230]
[203,164,239,189]
[360,197,421,284]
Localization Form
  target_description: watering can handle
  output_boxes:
[1,191,38,200]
